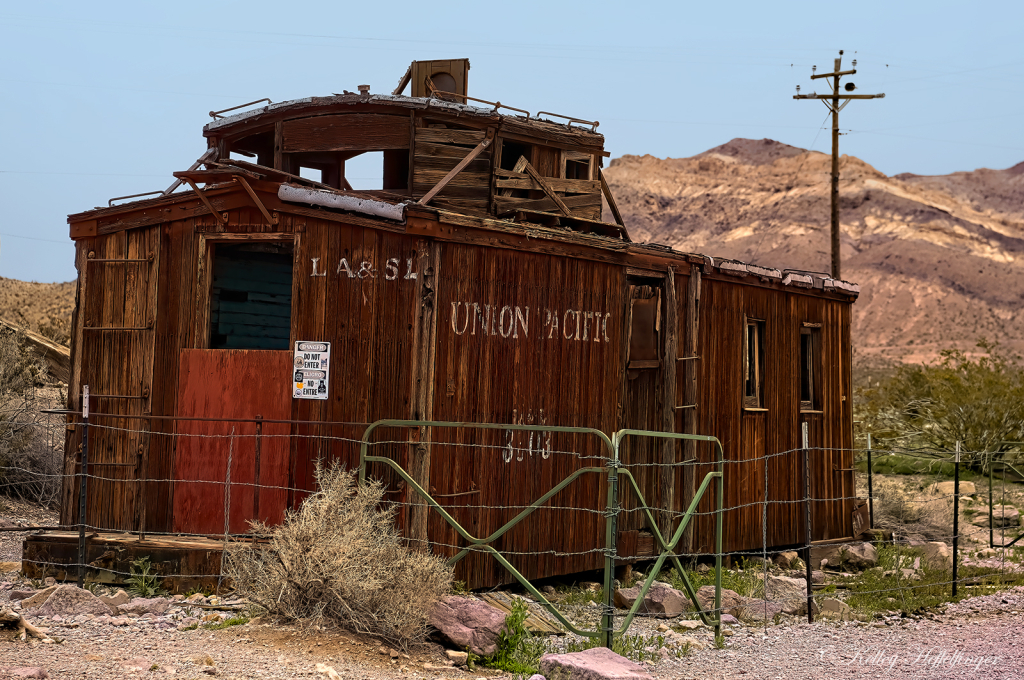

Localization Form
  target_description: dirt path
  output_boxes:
[3,588,1022,679]
[654,587,1024,680]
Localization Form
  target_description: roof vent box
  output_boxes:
[396,59,470,99]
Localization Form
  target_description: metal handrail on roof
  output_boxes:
[209,98,273,120]
[535,111,600,131]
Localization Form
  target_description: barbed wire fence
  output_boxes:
[1,412,1022,646]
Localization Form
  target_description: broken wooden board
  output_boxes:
[479,591,565,636]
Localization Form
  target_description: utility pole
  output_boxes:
[794,50,884,280]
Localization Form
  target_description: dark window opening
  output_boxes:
[229,130,274,167]
[800,325,820,411]
[744,318,765,408]
[627,285,662,370]
[500,140,532,171]
[383,149,410,191]
[209,243,293,350]
[565,158,591,181]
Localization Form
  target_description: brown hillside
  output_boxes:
[604,139,1024,366]
[0,276,76,344]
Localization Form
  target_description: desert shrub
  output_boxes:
[225,463,452,649]
[871,478,952,542]
[857,342,1024,472]
[0,329,62,506]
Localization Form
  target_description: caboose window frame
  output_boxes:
[743,316,766,410]
[195,233,297,351]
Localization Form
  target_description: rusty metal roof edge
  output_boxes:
[202,92,604,140]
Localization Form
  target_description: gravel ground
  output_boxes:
[2,586,1022,679]
[0,497,57,563]
[650,588,1024,679]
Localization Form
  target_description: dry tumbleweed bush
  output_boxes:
[225,464,452,648]
[872,477,953,542]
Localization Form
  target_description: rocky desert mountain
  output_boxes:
[3,140,1023,371]
[604,139,1024,368]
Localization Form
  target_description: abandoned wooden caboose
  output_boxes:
[34,60,861,589]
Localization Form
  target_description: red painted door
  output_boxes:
[172,349,292,535]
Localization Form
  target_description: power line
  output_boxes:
[748,111,833,264]
[0,232,70,245]
[0,170,167,178]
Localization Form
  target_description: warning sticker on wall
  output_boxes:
[293,341,331,400]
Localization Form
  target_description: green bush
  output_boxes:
[857,342,1024,472]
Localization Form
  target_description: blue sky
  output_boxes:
[2,1,1022,283]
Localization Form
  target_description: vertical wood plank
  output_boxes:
[659,266,678,538]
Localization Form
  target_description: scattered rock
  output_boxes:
[540,646,653,680]
[841,543,878,570]
[919,541,952,570]
[972,505,1021,528]
[18,586,59,610]
[930,481,976,496]
[118,597,171,616]
[613,581,687,617]
[99,589,130,608]
[820,598,852,621]
[8,590,35,602]
[444,650,468,666]
[763,575,819,616]
[315,663,341,680]
[773,551,799,569]
[810,542,876,571]
[119,658,153,673]
[34,586,113,617]
[675,635,706,650]
[695,586,749,618]
[736,599,784,622]
[0,668,49,679]
[185,593,205,604]
[673,620,703,631]
[429,596,507,656]
[719,614,740,625]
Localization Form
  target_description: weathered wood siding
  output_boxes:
[62,195,854,588]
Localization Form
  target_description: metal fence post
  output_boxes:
[77,385,90,588]
[866,433,874,532]
[801,421,813,623]
[952,441,960,598]
[988,453,994,549]
[601,440,620,649]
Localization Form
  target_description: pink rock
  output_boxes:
[428,596,506,656]
[539,647,653,680]
[34,586,112,617]
[695,586,751,617]
[2,669,49,679]
[119,658,153,673]
[118,597,171,616]
[613,582,687,616]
